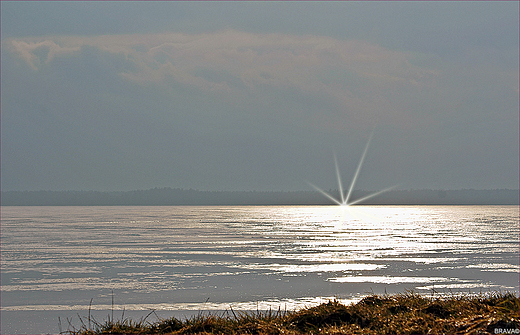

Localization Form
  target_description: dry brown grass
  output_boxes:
[65,291,519,335]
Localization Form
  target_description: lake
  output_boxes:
[1,205,518,334]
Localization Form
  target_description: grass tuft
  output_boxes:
[63,291,519,334]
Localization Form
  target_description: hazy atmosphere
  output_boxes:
[1,1,518,192]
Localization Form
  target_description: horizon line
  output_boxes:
[2,188,519,193]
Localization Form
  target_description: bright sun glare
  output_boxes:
[308,130,397,206]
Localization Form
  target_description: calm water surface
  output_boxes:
[1,205,519,334]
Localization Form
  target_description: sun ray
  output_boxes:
[344,130,374,205]
[334,152,345,204]
[346,185,399,206]
[308,129,395,207]
[306,181,343,206]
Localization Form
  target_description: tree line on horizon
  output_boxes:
[1,188,518,206]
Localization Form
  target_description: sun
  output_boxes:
[307,130,397,206]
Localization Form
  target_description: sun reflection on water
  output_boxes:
[1,205,518,317]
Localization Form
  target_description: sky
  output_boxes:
[1,1,518,192]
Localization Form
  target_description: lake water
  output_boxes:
[1,205,519,334]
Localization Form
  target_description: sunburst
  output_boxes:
[307,131,397,206]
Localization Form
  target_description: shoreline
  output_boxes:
[2,188,518,206]
[63,291,519,335]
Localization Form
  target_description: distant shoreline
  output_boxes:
[1,188,518,206]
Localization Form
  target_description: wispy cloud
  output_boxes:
[7,30,440,129]
[9,39,81,70]
[3,25,517,191]
[8,31,437,91]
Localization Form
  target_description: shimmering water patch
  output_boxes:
[1,205,518,335]
[328,276,448,284]
[1,296,360,312]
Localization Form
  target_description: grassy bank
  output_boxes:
[64,291,519,335]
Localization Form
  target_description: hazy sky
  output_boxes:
[1,1,518,192]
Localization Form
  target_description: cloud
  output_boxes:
[9,39,81,70]
[10,31,430,86]
[6,30,440,129]
[2,27,518,191]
